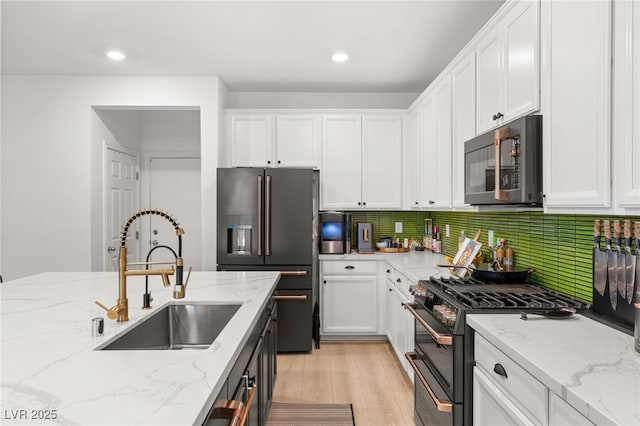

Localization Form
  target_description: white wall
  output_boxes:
[1,75,220,280]
[139,110,200,153]
[225,91,419,109]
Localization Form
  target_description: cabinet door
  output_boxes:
[406,106,423,209]
[613,0,640,209]
[321,115,362,210]
[549,393,594,426]
[361,115,402,209]
[473,368,537,426]
[275,115,319,168]
[321,275,377,333]
[451,54,476,208]
[420,78,452,209]
[542,0,611,208]
[230,114,274,167]
[420,94,437,207]
[385,281,395,345]
[502,0,540,123]
[476,26,504,134]
[432,77,453,208]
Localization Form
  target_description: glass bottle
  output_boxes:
[458,230,466,249]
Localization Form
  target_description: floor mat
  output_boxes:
[266,402,355,426]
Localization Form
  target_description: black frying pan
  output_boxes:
[469,263,533,283]
[439,262,533,283]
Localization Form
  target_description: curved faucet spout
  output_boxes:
[96,209,187,322]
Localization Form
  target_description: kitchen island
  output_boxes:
[468,313,640,426]
[0,271,280,425]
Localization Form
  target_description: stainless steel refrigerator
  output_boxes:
[216,167,318,352]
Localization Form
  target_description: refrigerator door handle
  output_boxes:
[266,174,272,256]
[258,175,263,256]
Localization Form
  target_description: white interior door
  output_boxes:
[149,157,201,270]
[105,147,139,271]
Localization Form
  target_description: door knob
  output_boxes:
[107,246,116,252]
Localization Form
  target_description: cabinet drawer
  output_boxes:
[474,334,547,425]
[321,260,377,275]
[383,264,413,296]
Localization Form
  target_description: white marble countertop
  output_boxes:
[468,313,640,426]
[1,271,280,425]
[319,250,453,284]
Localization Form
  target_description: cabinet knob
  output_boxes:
[428,200,435,205]
[396,278,402,283]
[344,265,355,270]
[277,160,281,164]
[323,280,327,284]
[493,363,508,378]
[389,288,393,292]
[386,269,391,274]
[492,112,504,121]
[362,202,366,206]
[357,202,362,206]
[415,201,419,205]
[267,160,271,165]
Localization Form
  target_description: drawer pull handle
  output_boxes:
[405,352,453,413]
[493,363,508,378]
[344,265,355,270]
[404,302,452,346]
[280,270,308,276]
[274,295,308,301]
[209,399,245,426]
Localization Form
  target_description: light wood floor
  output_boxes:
[272,341,415,426]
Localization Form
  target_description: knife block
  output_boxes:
[591,279,635,332]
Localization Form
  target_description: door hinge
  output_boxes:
[136,172,139,181]
[136,231,139,240]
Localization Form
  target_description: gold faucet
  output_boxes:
[96,209,188,322]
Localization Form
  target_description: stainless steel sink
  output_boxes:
[97,302,241,350]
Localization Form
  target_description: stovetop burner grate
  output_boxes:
[424,276,587,310]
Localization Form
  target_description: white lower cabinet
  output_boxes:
[474,333,596,426]
[473,368,538,426]
[548,393,594,426]
[320,260,378,335]
[383,264,415,381]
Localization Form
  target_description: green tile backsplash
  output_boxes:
[349,210,640,304]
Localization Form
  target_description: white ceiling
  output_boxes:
[1,0,504,93]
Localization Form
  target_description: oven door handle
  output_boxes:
[403,302,452,346]
[405,352,453,413]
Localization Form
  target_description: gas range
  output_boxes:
[410,276,590,335]
[406,275,590,426]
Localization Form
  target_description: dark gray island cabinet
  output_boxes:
[206,290,277,426]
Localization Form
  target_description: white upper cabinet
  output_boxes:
[226,112,319,168]
[406,105,422,209]
[412,77,452,209]
[451,54,476,208]
[321,115,363,210]
[541,0,612,209]
[229,114,273,167]
[321,113,402,210]
[275,115,319,168]
[361,115,403,209]
[612,0,640,211]
[476,0,540,134]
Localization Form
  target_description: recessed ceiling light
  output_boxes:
[332,52,349,63]
[106,50,126,61]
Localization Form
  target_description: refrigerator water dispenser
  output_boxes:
[227,215,252,255]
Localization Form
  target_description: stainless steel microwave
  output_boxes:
[464,115,543,206]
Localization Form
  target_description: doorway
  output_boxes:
[146,155,202,270]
